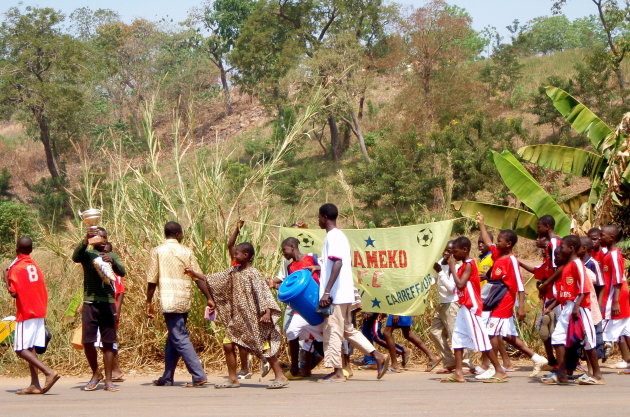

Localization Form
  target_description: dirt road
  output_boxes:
[1,366,628,417]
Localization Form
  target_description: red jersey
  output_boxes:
[489,252,525,319]
[556,258,590,308]
[457,259,482,316]
[601,248,630,319]
[7,255,48,322]
[591,249,605,266]
[288,255,319,285]
[113,273,125,307]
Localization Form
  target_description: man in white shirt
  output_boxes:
[428,241,472,373]
[317,203,389,382]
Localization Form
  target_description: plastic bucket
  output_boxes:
[278,269,323,325]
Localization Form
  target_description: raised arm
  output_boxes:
[227,220,244,259]
[476,212,493,250]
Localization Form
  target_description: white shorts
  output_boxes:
[486,317,519,338]
[602,317,630,342]
[14,318,46,352]
[95,329,118,350]
[285,313,323,343]
[551,302,596,350]
[452,306,492,352]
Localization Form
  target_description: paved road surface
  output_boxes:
[1,366,628,416]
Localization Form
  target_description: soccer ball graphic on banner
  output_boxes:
[297,232,315,249]
[417,228,433,247]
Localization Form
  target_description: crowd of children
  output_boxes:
[2,203,629,393]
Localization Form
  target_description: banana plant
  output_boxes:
[453,150,572,239]
[518,86,629,223]
[453,86,630,237]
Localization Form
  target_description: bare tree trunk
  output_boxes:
[358,96,365,120]
[593,0,626,102]
[32,107,60,179]
[328,114,340,162]
[219,64,233,115]
[343,110,372,164]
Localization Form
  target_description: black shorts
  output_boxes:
[82,302,117,344]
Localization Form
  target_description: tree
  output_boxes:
[0,6,88,180]
[401,1,484,113]
[553,0,629,101]
[68,7,120,40]
[188,0,256,114]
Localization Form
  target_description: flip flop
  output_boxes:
[16,386,43,395]
[436,368,454,374]
[284,370,303,380]
[402,350,411,368]
[266,379,289,389]
[103,385,120,392]
[82,380,100,391]
[541,374,568,385]
[41,373,60,394]
[214,382,240,389]
[183,380,207,388]
[578,375,605,385]
[319,376,344,383]
[425,358,442,372]
[377,355,390,380]
[482,376,508,383]
[440,376,465,383]
[112,375,126,382]
[388,367,403,373]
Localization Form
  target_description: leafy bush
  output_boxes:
[0,201,39,254]
[26,177,72,230]
[0,168,14,201]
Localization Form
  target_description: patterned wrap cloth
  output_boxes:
[206,266,282,358]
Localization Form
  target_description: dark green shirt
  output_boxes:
[72,243,126,303]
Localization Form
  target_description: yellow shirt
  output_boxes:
[147,239,200,313]
[477,252,493,286]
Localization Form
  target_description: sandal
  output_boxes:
[376,354,390,380]
[183,380,207,388]
[83,380,100,391]
[214,382,240,389]
[482,376,508,383]
[440,376,465,383]
[425,358,442,372]
[577,375,605,385]
[16,386,43,395]
[103,385,120,392]
[42,373,60,394]
[266,379,289,389]
[402,350,411,368]
[112,374,126,382]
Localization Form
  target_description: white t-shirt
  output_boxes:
[319,228,355,304]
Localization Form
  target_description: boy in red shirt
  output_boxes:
[3,237,60,394]
[271,237,323,378]
[442,236,506,383]
[600,225,630,364]
[477,215,548,378]
[543,235,603,385]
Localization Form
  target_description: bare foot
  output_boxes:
[16,385,42,395]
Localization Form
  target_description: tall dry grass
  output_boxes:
[1,87,326,375]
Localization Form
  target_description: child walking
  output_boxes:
[4,237,60,394]
[441,236,507,383]
[185,242,288,389]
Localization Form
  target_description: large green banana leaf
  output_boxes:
[518,144,604,179]
[545,86,613,152]
[491,150,572,236]
[451,201,539,239]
